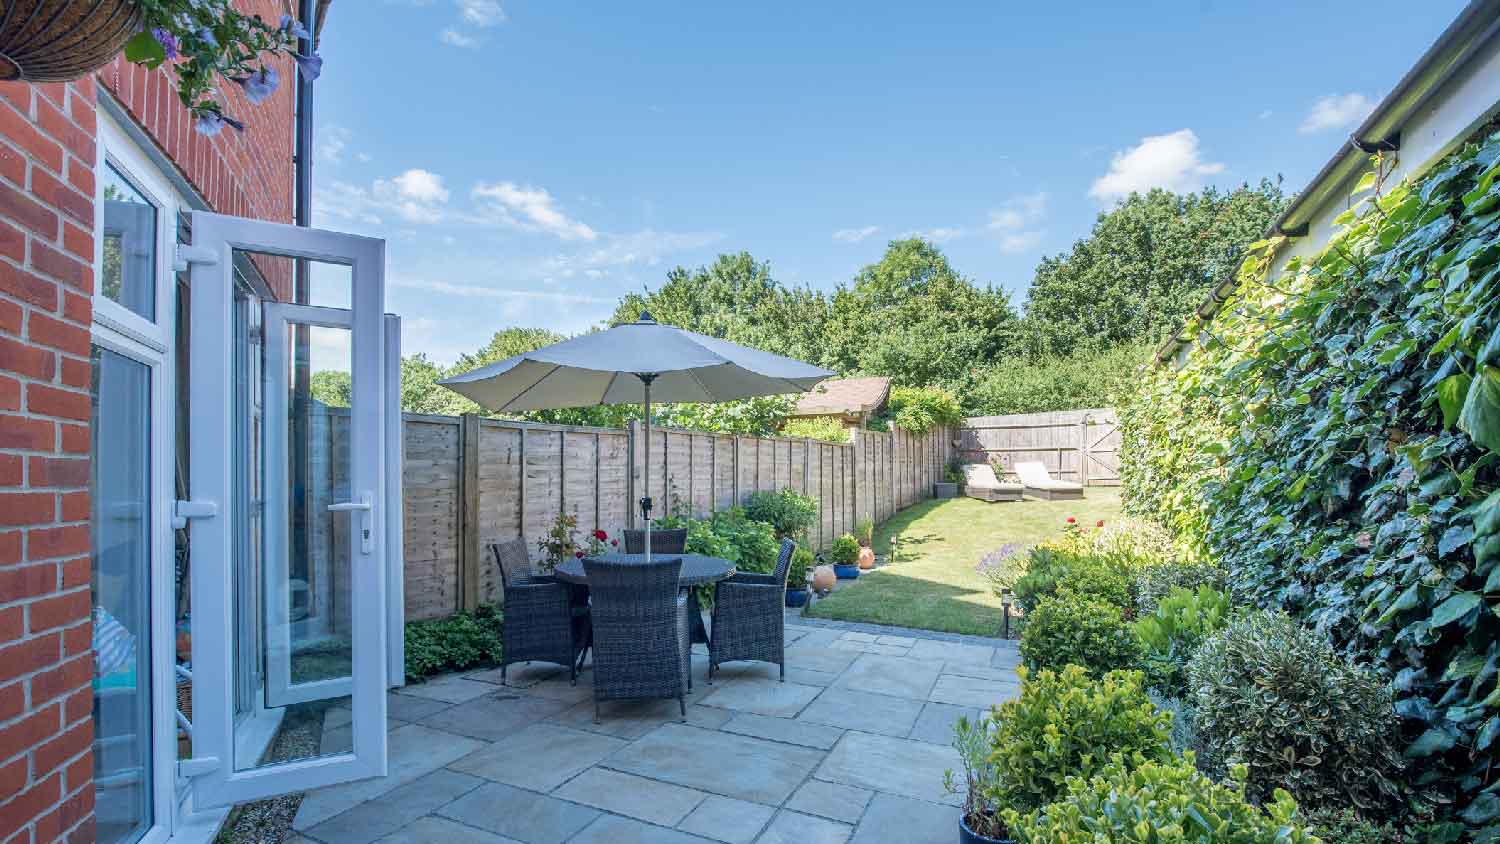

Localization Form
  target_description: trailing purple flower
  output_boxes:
[236,66,279,104]
[194,109,243,137]
[294,52,323,81]
[151,28,179,61]
[279,14,312,41]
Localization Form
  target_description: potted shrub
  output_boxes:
[935,461,962,498]
[854,518,876,569]
[945,714,1012,844]
[785,547,813,608]
[830,534,861,579]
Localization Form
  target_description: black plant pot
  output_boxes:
[959,814,1014,844]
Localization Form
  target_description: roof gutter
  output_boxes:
[1155,0,1500,365]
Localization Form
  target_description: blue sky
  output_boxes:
[310,0,1467,365]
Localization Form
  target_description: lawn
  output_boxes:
[804,490,1123,636]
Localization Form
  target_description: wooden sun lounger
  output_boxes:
[962,464,1024,502]
[1013,461,1085,500]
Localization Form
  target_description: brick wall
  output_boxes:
[0,74,103,844]
[0,3,301,841]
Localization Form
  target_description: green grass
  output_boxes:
[804,490,1124,636]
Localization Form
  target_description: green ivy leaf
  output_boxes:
[123,30,166,68]
[1440,373,1475,429]
[1431,592,1483,627]
[1406,726,1458,757]
[1460,366,1500,452]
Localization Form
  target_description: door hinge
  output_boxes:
[178,756,220,779]
[174,244,220,271]
[172,499,218,530]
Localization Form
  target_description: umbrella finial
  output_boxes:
[637,310,656,324]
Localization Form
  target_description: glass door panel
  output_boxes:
[185,212,387,808]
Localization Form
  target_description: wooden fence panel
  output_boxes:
[959,408,1118,485]
[401,416,461,621]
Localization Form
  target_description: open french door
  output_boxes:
[181,211,389,808]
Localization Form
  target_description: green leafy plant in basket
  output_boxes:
[125,1,323,134]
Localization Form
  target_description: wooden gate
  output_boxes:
[959,408,1120,486]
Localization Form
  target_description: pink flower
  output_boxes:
[574,551,584,558]
[1065,517,1076,524]
[593,529,608,542]
[611,539,619,547]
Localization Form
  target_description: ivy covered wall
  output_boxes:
[1120,126,1500,832]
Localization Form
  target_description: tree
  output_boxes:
[1021,181,1287,357]
[831,238,1020,392]
[309,369,351,407]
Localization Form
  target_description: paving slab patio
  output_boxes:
[291,621,1017,844]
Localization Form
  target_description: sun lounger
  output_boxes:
[1013,461,1085,500]
[962,463,1024,502]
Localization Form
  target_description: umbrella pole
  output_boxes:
[639,374,656,561]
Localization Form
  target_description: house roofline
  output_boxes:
[1155,0,1500,365]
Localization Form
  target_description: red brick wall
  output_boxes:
[0,75,103,844]
[0,3,301,841]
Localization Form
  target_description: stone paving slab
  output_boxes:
[796,687,923,737]
[928,674,1019,708]
[676,795,775,844]
[833,654,941,700]
[292,617,1020,844]
[439,782,600,844]
[554,768,708,827]
[815,731,961,806]
[758,810,851,844]
[849,794,959,844]
[451,724,628,792]
[604,723,824,805]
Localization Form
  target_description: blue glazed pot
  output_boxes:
[959,814,1013,844]
[833,564,861,579]
[785,588,810,608]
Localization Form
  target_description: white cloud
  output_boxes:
[832,226,879,243]
[390,169,450,203]
[391,277,611,305]
[545,229,724,276]
[439,28,479,48]
[317,125,351,164]
[457,0,505,26]
[904,227,965,243]
[319,169,452,226]
[1089,129,1225,201]
[471,181,597,240]
[1258,109,1273,120]
[986,192,1048,254]
[1299,93,1375,134]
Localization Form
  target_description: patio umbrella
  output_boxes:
[438,312,835,558]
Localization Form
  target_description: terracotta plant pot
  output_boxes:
[857,546,875,570]
[811,565,837,592]
[1,0,144,82]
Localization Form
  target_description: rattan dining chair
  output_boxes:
[490,539,589,686]
[708,538,796,682]
[622,528,688,555]
[582,556,692,722]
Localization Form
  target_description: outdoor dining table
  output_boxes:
[552,552,736,647]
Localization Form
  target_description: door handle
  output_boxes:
[327,492,375,553]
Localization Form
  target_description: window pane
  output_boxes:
[100,163,158,320]
[90,347,154,844]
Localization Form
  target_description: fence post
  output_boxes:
[459,413,481,612]
[1078,413,1090,487]
[626,421,636,529]
[732,434,741,506]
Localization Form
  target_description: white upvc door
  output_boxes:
[182,211,388,808]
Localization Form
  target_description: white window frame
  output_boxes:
[92,115,182,844]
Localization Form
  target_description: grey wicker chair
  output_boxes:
[708,538,796,682]
[622,528,688,555]
[490,539,589,686]
[582,556,691,722]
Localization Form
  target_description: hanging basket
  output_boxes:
[0,0,144,83]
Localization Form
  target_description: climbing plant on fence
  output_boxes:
[1120,128,1500,833]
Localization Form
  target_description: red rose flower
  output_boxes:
[1096,520,1105,527]
[1065,517,1076,524]
[611,539,619,546]
[574,551,584,558]
[593,529,608,541]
